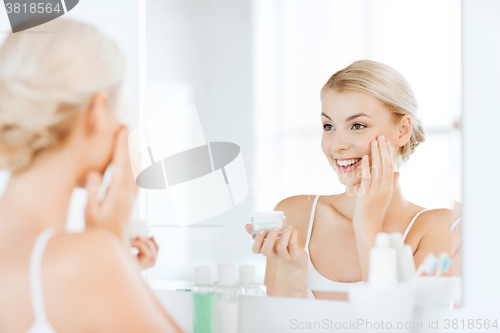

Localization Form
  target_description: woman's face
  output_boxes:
[320,89,403,186]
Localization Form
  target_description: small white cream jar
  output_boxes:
[250,211,286,239]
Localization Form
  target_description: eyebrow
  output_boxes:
[321,112,373,122]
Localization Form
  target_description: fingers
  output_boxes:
[85,171,102,215]
[379,138,393,188]
[371,139,381,186]
[245,224,252,235]
[276,226,294,261]
[360,155,370,193]
[260,227,280,257]
[131,237,153,257]
[388,141,395,166]
[108,127,137,197]
[251,228,267,254]
[287,228,302,258]
[378,136,389,175]
[150,236,159,252]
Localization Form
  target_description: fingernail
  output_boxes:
[273,227,279,232]
[259,229,266,235]
[288,225,293,229]
[373,140,378,146]
[380,135,385,140]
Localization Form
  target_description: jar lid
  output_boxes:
[252,211,285,223]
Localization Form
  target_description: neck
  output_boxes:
[0,144,83,231]
[339,181,410,227]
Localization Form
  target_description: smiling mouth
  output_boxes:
[335,158,362,171]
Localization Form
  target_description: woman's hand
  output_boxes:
[352,135,400,232]
[245,223,309,295]
[353,134,400,281]
[85,127,139,241]
[132,236,159,269]
[245,224,308,268]
[245,224,308,297]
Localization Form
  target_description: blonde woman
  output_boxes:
[0,19,183,332]
[246,60,452,300]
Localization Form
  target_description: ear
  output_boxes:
[83,91,109,136]
[395,114,412,147]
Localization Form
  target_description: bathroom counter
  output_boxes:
[154,289,466,333]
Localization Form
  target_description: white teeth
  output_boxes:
[337,158,361,167]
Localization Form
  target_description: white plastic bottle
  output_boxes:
[349,232,416,333]
[238,265,266,296]
[214,264,243,333]
[368,232,398,287]
[390,232,417,283]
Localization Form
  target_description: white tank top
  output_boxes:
[305,195,429,298]
[26,228,58,333]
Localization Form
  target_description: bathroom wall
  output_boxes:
[462,0,500,309]
[143,0,258,284]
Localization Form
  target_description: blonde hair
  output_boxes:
[0,18,125,172]
[321,60,425,168]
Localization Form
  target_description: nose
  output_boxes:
[329,132,350,155]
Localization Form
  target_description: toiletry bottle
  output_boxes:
[349,232,416,333]
[368,233,398,287]
[214,264,243,333]
[390,232,416,283]
[192,266,215,333]
[238,265,266,296]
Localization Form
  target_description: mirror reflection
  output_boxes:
[144,0,462,307]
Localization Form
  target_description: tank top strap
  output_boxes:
[402,209,430,241]
[29,228,57,322]
[451,217,461,232]
[305,195,321,250]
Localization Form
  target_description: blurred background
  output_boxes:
[0,0,462,287]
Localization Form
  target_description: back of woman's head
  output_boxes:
[0,18,125,172]
[321,59,425,168]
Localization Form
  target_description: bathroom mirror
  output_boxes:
[141,0,462,305]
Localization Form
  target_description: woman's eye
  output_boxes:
[323,124,334,131]
[352,123,366,130]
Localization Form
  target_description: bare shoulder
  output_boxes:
[43,229,151,331]
[417,208,452,232]
[411,208,452,267]
[41,228,181,331]
[274,195,318,225]
[274,195,319,246]
[404,207,452,248]
[47,228,128,268]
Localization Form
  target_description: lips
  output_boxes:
[335,158,362,172]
